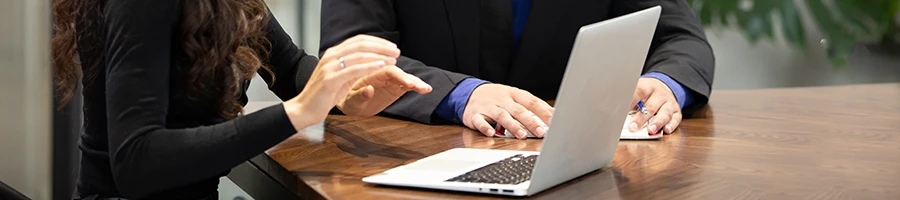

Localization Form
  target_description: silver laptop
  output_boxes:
[362,6,661,196]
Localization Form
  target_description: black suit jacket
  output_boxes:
[320,0,715,124]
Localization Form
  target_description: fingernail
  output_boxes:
[488,129,496,136]
[649,124,658,134]
[629,122,638,132]
[537,126,547,137]
[665,125,673,133]
[518,130,528,138]
[534,116,547,126]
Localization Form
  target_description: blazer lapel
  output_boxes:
[443,0,481,77]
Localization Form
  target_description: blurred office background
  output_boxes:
[1,0,897,199]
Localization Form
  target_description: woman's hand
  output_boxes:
[337,65,432,116]
[283,35,402,131]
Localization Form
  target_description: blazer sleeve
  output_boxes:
[611,0,716,114]
[320,0,471,124]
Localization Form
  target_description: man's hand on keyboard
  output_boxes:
[462,84,553,139]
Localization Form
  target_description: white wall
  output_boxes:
[708,29,899,90]
[0,0,53,199]
[246,0,322,102]
[704,2,900,90]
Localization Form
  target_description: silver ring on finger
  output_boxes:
[339,57,346,69]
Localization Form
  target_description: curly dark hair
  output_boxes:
[52,0,275,119]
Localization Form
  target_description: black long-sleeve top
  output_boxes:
[72,0,319,199]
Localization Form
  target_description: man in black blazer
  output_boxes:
[321,0,714,139]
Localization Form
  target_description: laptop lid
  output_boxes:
[526,6,661,193]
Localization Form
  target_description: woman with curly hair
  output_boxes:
[52,0,432,199]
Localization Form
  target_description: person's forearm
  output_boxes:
[283,99,322,132]
[109,104,297,198]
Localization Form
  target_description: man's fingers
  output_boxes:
[469,114,495,137]
[630,86,649,110]
[643,91,666,116]
[665,112,683,134]
[648,102,677,135]
[628,111,647,132]
[501,102,547,138]
[512,90,553,125]
[492,108,528,139]
[629,90,666,132]
[628,82,651,131]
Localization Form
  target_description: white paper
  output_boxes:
[496,114,662,140]
[619,114,662,140]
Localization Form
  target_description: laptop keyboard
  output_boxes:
[445,154,538,185]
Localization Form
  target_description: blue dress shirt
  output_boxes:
[434,0,693,122]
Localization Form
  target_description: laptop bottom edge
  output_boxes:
[362,178,532,196]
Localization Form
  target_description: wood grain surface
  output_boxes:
[262,83,900,199]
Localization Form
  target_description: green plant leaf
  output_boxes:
[806,0,842,37]
[833,0,874,35]
[830,54,850,69]
[698,0,714,25]
[716,0,739,25]
[892,0,900,15]
[752,0,781,12]
[753,0,779,41]
[845,0,894,34]
[807,0,855,67]
[779,0,807,50]
[733,0,778,45]
[685,0,899,68]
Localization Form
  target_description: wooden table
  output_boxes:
[251,83,900,199]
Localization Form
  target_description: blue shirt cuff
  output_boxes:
[434,78,490,123]
[641,72,693,109]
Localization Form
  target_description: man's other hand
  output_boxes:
[629,78,682,135]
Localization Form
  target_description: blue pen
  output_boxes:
[636,100,649,115]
